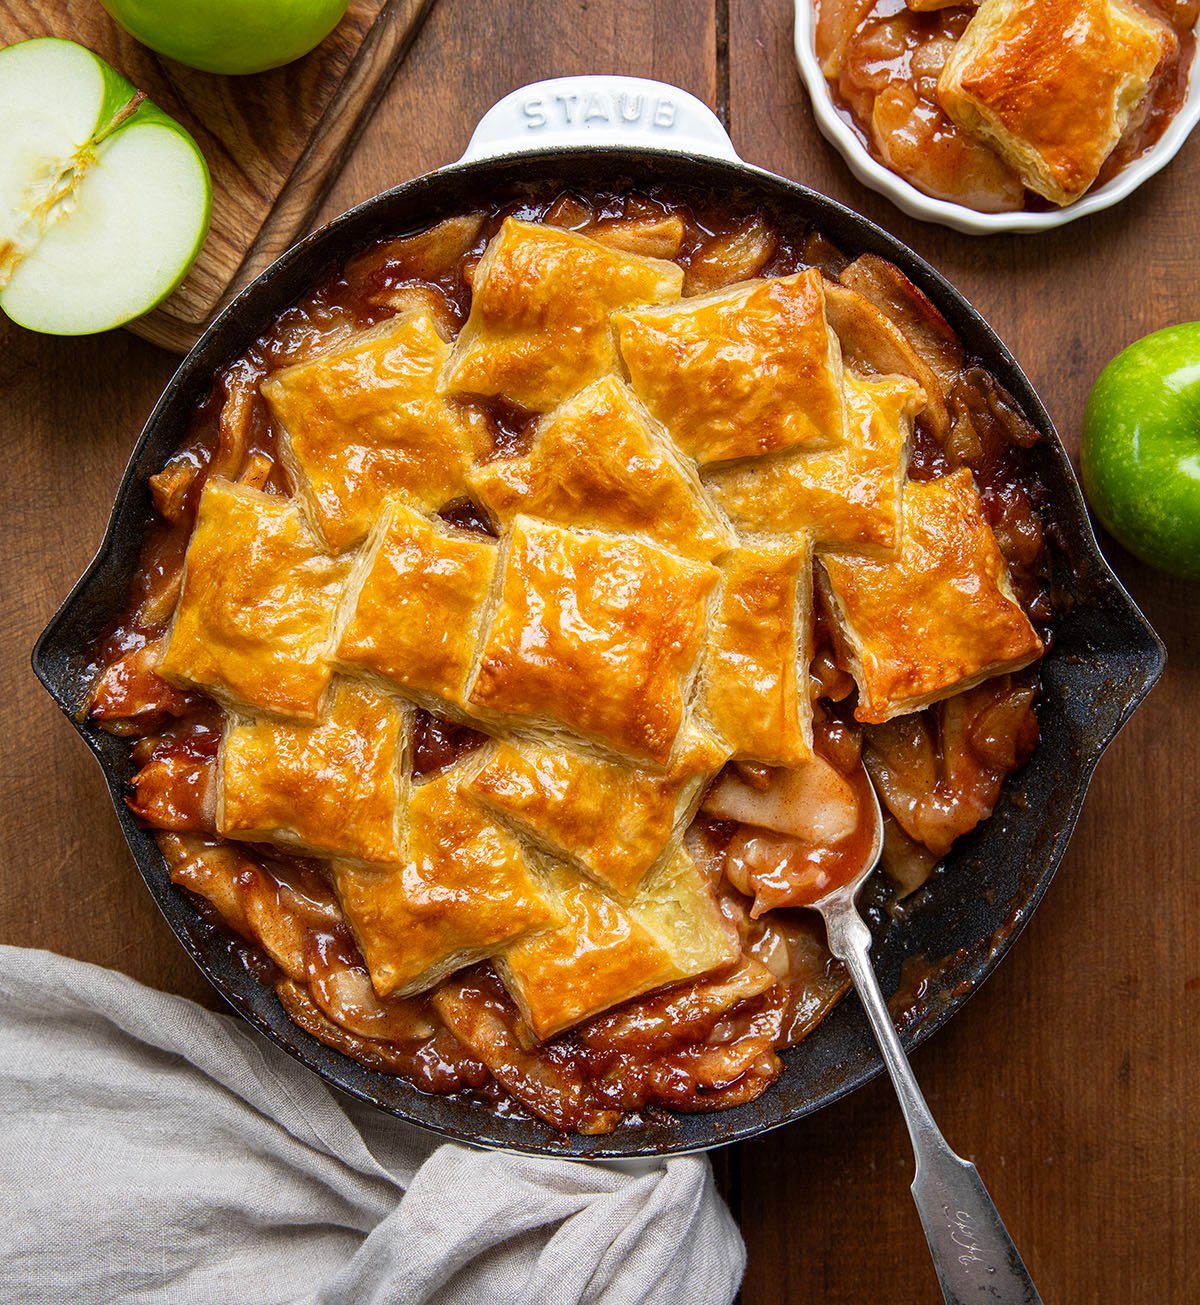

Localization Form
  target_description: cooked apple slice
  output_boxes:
[0,38,210,335]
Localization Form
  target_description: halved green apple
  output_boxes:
[0,38,211,335]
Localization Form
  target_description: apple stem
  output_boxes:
[93,91,147,146]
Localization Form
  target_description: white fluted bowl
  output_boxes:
[793,0,1200,235]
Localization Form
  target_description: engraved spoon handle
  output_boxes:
[822,896,1043,1305]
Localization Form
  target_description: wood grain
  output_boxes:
[1,0,434,351]
[1,1,1196,1300]
[728,3,1200,1302]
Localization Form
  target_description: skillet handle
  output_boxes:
[460,76,739,163]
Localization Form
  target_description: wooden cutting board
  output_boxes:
[1,0,436,352]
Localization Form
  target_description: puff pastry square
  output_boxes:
[218,680,406,863]
[937,0,1174,206]
[616,268,848,466]
[820,469,1044,723]
[467,375,734,562]
[260,310,487,552]
[335,502,497,713]
[158,478,347,721]
[705,372,923,556]
[703,537,815,766]
[497,849,737,1040]
[468,517,718,764]
[466,725,730,899]
[332,769,559,999]
[442,218,683,412]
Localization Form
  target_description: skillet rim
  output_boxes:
[32,146,1166,1158]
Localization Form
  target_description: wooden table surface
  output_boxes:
[3,2,1197,1301]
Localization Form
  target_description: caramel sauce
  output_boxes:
[477,396,540,460]
[84,187,1052,1134]
[437,498,496,538]
[410,710,487,779]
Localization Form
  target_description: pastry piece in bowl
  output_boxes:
[937,0,1176,205]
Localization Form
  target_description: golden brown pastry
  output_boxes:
[467,375,734,561]
[331,768,560,999]
[615,268,847,466]
[442,217,683,412]
[218,680,407,863]
[334,501,498,713]
[468,516,718,765]
[937,0,1174,206]
[702,537,815,766]
[260,310,487,552]
[465,724,730,899]
[704,372,923,556]
[98,192,1058,1137]
[496,849,738,1040]
[158,478,348,721]
[820,469,1044,723]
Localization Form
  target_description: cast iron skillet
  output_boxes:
[33,79,1164,1158]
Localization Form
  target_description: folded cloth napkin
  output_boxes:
[0,946,744,1305]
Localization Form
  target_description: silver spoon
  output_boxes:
[809,773,1043,1305]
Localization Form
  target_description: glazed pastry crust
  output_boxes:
[442,218,683,412]
[467,375,734,562]
[705,372,923,556]
[332,769,559,1000]
[702,536,815,766]
[135,192,1056,1087]
[261,311,487,552]
[334,501,497,713]
[616,268,847,466]
[466,725,730,899]
[937,0,1174,206]
[468,517,718,765]
[497,849,737,1040]
[218,680,407,863]
[820,468,1044,723]
[158,478,347,721]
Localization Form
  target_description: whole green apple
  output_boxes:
[99,0,351,76]
[1081,322,1200,580]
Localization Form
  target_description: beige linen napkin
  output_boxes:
[0,945,744,1305]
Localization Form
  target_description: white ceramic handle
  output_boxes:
[461,76,738,163]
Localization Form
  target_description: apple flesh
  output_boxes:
[1081,322,1200,581]
[99,0,351,76]
[0,38,210,336]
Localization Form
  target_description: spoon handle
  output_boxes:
[823,899,1043,1305]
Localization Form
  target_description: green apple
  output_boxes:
[1081,322,1200,580]
[99,0,351,76]
[0,38,210,335]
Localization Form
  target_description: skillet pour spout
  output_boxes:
[32,77,1165,1159]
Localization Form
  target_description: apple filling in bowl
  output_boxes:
[815,0,1198,212]
[86,190,1051,1136]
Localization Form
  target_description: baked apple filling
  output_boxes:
[87,191,1050,1135]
